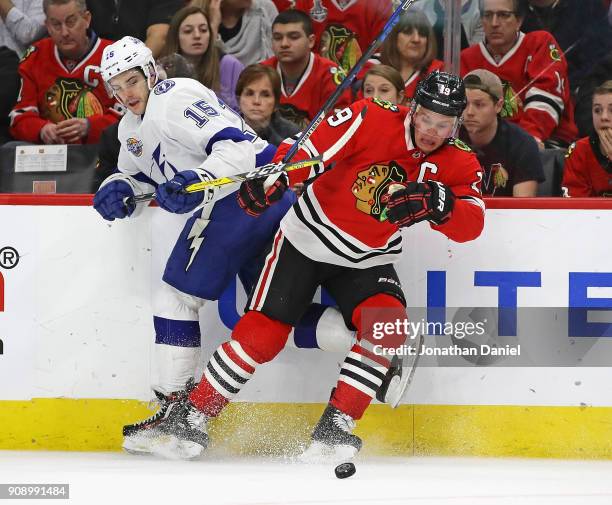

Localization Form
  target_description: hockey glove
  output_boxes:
[386,180,455,228]
[93,180,135,221]
[156,170,205,214]
[237,173,288,217]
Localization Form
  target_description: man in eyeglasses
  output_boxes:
[9,0,120,144]
[460,0,578,148]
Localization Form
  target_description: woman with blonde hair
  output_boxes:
[380,10,443,104]
[361,65,405,106]
[162,5,244,111]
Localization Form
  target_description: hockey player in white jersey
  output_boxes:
[93,36,296,456]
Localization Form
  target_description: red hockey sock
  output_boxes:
[188,377,230,418]
[330,381,373,421]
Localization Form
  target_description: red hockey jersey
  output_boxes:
[274,98,485,268]
[9,36,120,144]
[460,31,578,144]
[261,52,350,128]
[404,59,444,103]
[294,0,392,75]
[562,136,612,197]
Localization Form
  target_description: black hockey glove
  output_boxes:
[386,180,455,228]
[237,173,288,217]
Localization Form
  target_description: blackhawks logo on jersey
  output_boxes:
[501,80,521,119]
[549,44,561,62]
[351,161,407,221]
[278,103,310,129]
[42,77,104,123]
[319,24,362,74]
[565,142,576,158]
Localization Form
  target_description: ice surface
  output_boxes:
[1,451,612,505]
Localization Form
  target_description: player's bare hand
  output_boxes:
[597,128,612,160]
[39,123,63,144]
[56,118,89,143]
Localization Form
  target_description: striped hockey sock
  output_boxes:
[189,340,258,417]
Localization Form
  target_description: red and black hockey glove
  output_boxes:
[237,173,288,217]
[386,180,455,228]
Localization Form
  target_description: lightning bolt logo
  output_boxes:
[186,217,210,271]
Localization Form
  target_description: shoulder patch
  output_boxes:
[565,142,576,159]
[20,45,36,63]
[154,79,176,95]
[370,97,399,112]
[448,138,472,152]
[549,44,561,62]
[330,65,346,86]
[126,137,143,157]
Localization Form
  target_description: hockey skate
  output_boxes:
[122,379,194,456]
[299,404,362,463]
[152,398,210,460]
[376,334,424,408]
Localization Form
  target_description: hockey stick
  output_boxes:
[281,0,418,165]
[126,0,417,205]
[128,105,367,205]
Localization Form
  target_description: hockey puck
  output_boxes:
[334,462,356,479]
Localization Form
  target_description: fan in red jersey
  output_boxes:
[260,9,350,128]
[9,0,120,144]
[460,0,578,148]
[152,71,485,461]
[562,80,612,197]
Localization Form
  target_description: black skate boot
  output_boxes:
[122,378,194,455]
[299,404,362,463]
[155,398,209,460]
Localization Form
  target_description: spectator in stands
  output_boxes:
[461,0,578,149]
[215,0,277,66]
[9,0,119,144]
[0,0,46,57]
[562,80,612,197]
[575,50,612,137]
[162,5,244,111]
[260,9,349,128]
[189,0,221,38]
[86,0,184,58]
[361,64,405,105]
[294,0,392,75]
[0,1,46,144]
[417,0,484,60]
[0,46,19,143]
[379,10,443,105]
[236,63,300,146]
[520,0,612,95]
[460,69,544,196]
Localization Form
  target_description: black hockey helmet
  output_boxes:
[414,71,467,117]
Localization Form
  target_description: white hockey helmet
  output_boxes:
[101,36,158,89]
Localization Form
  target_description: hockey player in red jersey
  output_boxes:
[260,9,350,128]
[153,71,485,460]
[562,80,612,197]
[9,0,120,144]
[460,0,578,147]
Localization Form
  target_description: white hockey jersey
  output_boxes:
[106,77,275,212]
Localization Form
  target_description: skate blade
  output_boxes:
[122,431,165,455]
[148,435,206,460]
[298,441,358,464]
